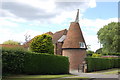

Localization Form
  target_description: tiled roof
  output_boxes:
[44,31,53,36]
[52,29,67,44]
[23,29,68,47]
[62,22,87,49]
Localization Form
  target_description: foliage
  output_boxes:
[101,55,119,58]
[108,53,120,56]
[92,53,102,58]
[1,46,26,52]
[24,53,69,74]
[86,50,94,57]
[30,34,54,54]
[2,47,26,74]
[95,48,103,54]
[2,47,69,74]
[3,40,20,45]
[103,53,120,56]
[97,22,120,53]
[85,57,120,72]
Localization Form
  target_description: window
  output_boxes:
[79,42,85,48]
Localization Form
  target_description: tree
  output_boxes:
[97,22,120,53]
[3,40,20,45]
[24,33,31,43]
[30,34,54,54]
[86,50,94,57]
[95,48,103,54]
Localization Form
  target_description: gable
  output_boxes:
[52,29,67,44]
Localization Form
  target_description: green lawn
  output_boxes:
[90,68,119,74]
[2,74,75,80]
[59,77,89,80]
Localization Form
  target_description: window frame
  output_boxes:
[79,42,86,48]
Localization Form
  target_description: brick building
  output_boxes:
[53,9,87,70]
[23,9,87,70]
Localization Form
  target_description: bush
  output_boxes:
[2,47,26,74]
[86,50,94,57]
[1,46,27,52]
[2,47,69,74]
[3,40,20,45]
[30,34,54,54]
[107,53,120,56]
[85,57,120,72]
[92,53,102,58]
[24,53,69,74]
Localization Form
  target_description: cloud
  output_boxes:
[2,2,57,20]
[84,34,100,51]
[0,18,19,27]
[80,17,118,32]
[0,27,43,44]
[88,0,96,8]
[1,0,94,24]
[80,18,118,51]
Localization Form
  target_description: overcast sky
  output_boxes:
[0,0,118,51]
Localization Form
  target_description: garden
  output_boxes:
[1,22,120,79]
[1,34,70,79]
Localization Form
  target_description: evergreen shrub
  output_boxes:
[2,47,69,74]
[30,34,54,54]
[85,57,120,72]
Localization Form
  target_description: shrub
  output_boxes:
[30,34,54,54]
[3,40,20,45]
[1,46,26,52]
[108,53,120,56]
[92,53,102,58]
[2,47,69,74]
[102,53,120,56]
[85,57,120,72]
[86,50,94,57]
[2,47,26,74]
[95,48,103,54]
[24,53,69,74]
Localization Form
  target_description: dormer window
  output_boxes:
[79,42,85,48]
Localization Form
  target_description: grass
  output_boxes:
[102,70,120,74]
[2,74,75,80]
[90,68,120,74]
[59,77,90,80]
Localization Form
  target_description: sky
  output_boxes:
[0,0,118,51]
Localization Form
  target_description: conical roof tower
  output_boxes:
[62,9,87,70]
[62,9,87,49]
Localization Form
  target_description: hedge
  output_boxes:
[85,57,120,72]
[24,53,69,74]
[2,47,27,74]
[2,47,69,74]
[103,53,120,56]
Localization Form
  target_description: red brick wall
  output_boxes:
[62,49,86,70]
[54,42,63,55]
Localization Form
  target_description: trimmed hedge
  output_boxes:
[103,53,120,56]
[2,47,69,74]
[24,53,69,74]
[2,47,26,74]
[85,57,120,72]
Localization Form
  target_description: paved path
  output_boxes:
[51,69,120,80]
[69,70,119,78]
[51,70,120,80]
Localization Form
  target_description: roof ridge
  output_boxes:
[54,29,67,34]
